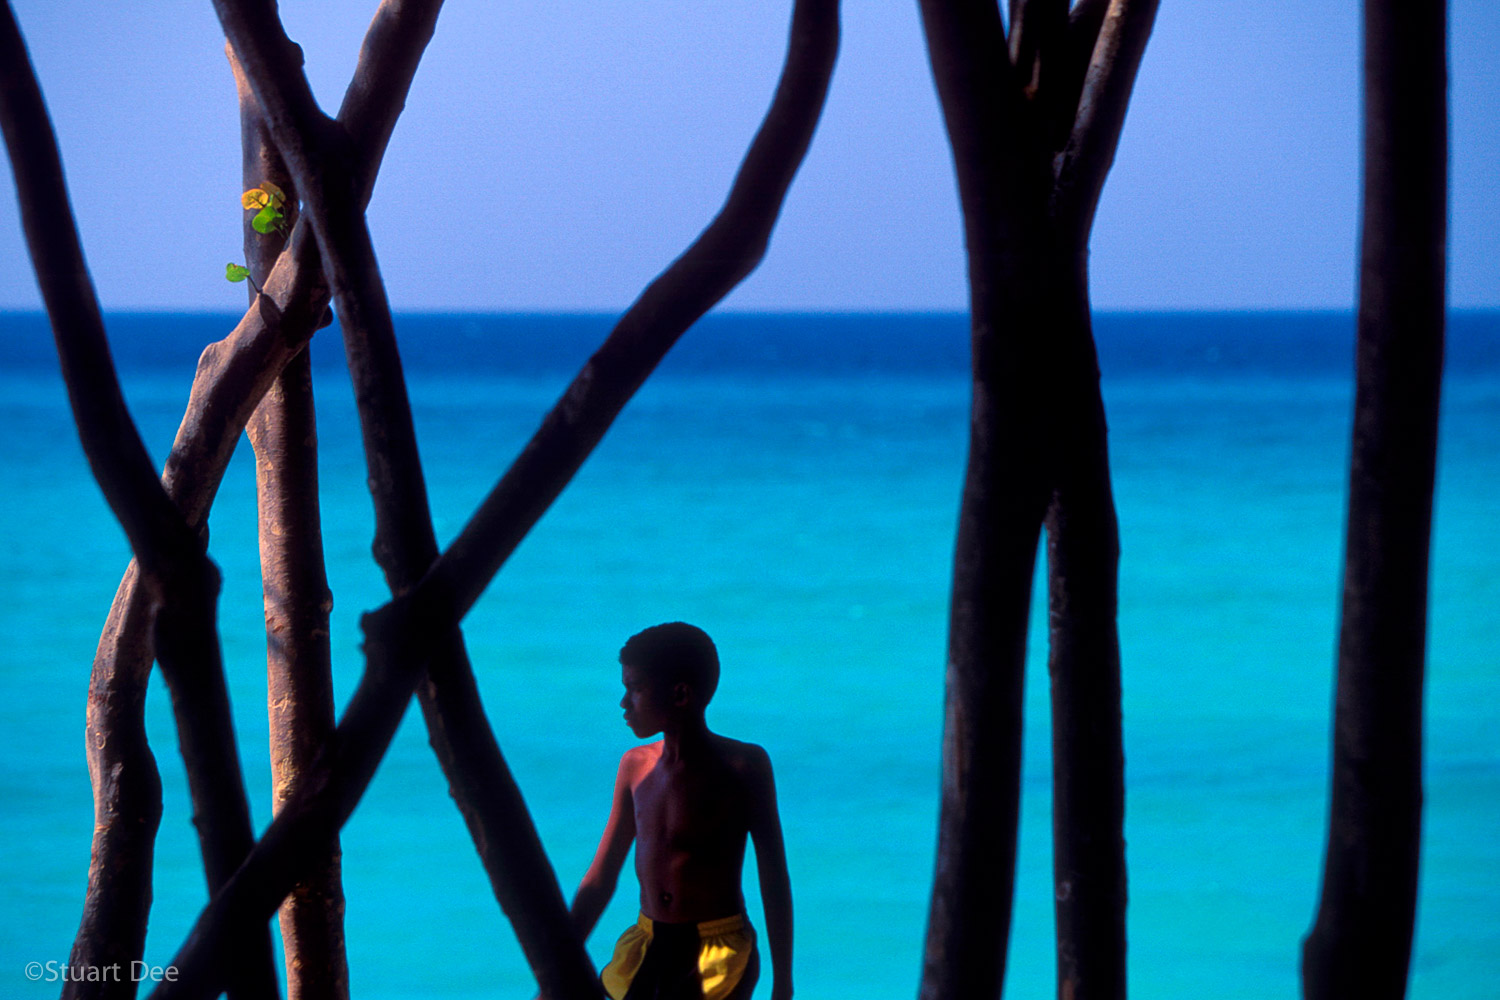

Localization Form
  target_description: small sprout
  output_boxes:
[242,183,291,237]
[252,204,283,234]
[228,184,289,297]
[225,262,262,295]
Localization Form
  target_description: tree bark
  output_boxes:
[916,2,1152,997]
[916,9,1053,998]
[1043,252,1125,1000]
[68,566,162,1000]
[1301,1,1447,997]
[251,348,348,1000]
[238,56,350,1000]
[149,594,431,1000]
[152,559,282,1000]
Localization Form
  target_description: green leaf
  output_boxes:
[225,263,251,283]
[252,204,281,234]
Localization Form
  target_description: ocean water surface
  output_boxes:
[1,311,1496,998]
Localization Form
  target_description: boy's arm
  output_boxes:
[748,747,793,1000]
[568,751,638,941]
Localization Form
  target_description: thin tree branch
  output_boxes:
[401,1,839,991]
[920,4,1139,998]
[914,2,1133,998]
[149,2,838,996]
[1052,0,1160,239]
[1049,0,1110,151]
[62,0,445,985]
[217,1,609,994]
[917,0,1047,286]
[213,4,410,554]
[1008,0,1068,130]
[154,558,283,1000]
[1066,0,1111,64]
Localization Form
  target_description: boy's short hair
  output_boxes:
[620,622,720,705]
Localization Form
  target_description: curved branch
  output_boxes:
[917,0,1047,279]
[213,3,605,997]
[1008,0,1069,148]
[65,566,161,1000]
[1052,0,1161,239]
[0,0,200,579]
[920,4,1140,998]
[425,0,841,620]
[1047,0,1110,150]
[915,5,1080,1000]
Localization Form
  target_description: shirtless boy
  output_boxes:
[565,622,793,1000]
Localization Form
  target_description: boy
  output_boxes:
[565,623,793,1000]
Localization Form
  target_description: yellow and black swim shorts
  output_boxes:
[601,912,758,1000]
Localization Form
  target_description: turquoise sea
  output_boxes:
[1,311,1496,998]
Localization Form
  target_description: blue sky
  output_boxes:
[2,1,1497,312]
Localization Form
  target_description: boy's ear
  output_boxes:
[671,681,692,708]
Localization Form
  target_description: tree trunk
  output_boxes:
[1301,0,1447,996]
[1043,251,1126,1000]
[250,349,349,1000]
[916,2,1152,995]
[151,563,283,1000]
[239,60,350,1000]
[66,570,162,1000]
[914,12,1055,986]
[921,281,1051,999]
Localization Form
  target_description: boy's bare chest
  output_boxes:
[633,762,747,851]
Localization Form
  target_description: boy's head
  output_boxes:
[619,622,720,712]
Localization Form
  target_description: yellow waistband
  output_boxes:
[636,912,748,937]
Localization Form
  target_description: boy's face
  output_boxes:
[620,662,672,738]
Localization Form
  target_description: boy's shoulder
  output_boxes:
[616,735,774,783]
[709,733,774,778]
[620,740,663,774]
